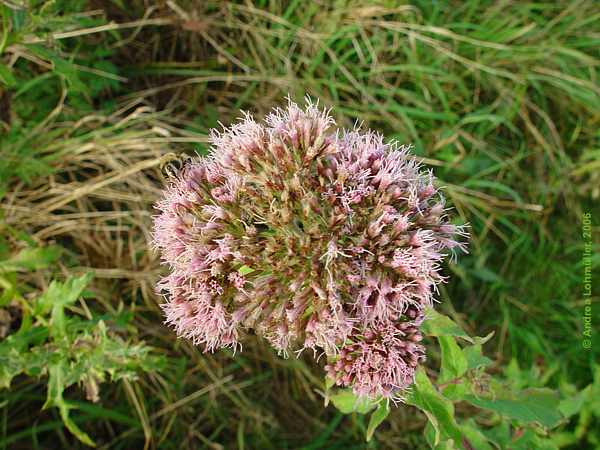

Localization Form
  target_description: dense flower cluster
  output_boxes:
[152,99,467,401]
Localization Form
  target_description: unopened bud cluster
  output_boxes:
[152,99,467,401]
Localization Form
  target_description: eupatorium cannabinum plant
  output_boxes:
[152,99,468,402]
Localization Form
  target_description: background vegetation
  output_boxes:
[0,1,598,448]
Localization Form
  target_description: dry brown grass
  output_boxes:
[4,104,177,304]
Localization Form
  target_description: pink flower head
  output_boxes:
[324,317,426,401]
[152,98,468,399]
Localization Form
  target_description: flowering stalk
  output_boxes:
[152,98,468,401]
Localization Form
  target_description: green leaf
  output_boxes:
[238,265,255,276]
[26,45,88,95]
[0,245,62,272]
[44,361,95,447]
[558,385,589,418]
[366,400,390,442]
[442,381,468,401]
[463,344,493,370]
[0,326,50,387]
[329,389,377,414]
[509,429,559,450]
[324,375,335,390]
[480,421,510,448]
[422,309,473,343]
[424,421,459,450]
[406,367,463,446]
[438,335,468,383]
[460,420,493,450]
[0,63,16,87]
[36,273,93,338]
[588,364,600,417]
[465,388,563,428]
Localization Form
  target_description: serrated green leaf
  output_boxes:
[465,388,563,428]
[0,262,161,447]
[44,361,95,447]
[0,325,50,387]
[0,344,25,389]
[36,273,93,338]
[366,400,390,442]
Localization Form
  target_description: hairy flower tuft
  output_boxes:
[152,98,468,400]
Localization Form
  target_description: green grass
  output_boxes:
[1,1,599,448]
